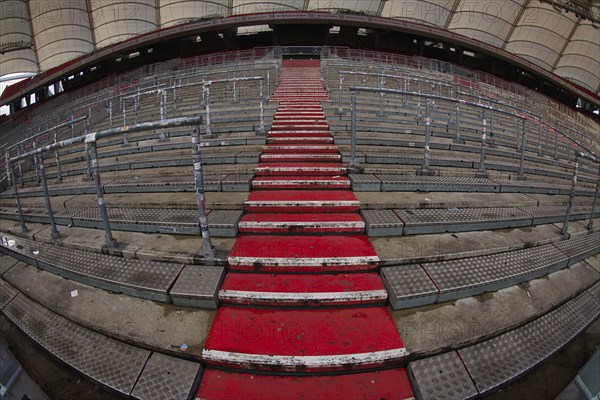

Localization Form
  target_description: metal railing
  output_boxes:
[7,116,218,260]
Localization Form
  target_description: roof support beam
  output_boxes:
[377,0,387,16]
[85,0,98,51]
[303,0,310,10]
[25,0,40,73]
[553,17,581,70]
[503,0,531,49]
[155,0,161,26]
[444,0,462,29]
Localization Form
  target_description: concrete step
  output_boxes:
[227,234,380,272]
[197,368,414,399]
[244,190,359,213]
[255,163,347,176]
[218,272,387,306]
[201,306,407,372]
[252,176,351,190]
[260,153,341,162]
[239,212,365,233]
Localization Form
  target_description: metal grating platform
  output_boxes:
[380,264,439,309]
[409,282,600,399]
[377,175,500,193]
[408,351,478,400]
[0,279,19,309]
[553,231,600,266]
[206,210,243,237]
[34,243,184,302]
[2,294,150,396]
[458,286,599,396]
[131,352,202,400]
[349,173,381,191]
[421,244,569,303]
[361,209,404,236]
[395,207,533,235]
[169,265,225,309]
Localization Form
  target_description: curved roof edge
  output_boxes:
[2,11,599,107]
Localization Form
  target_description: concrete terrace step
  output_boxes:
[196,368,414,400]
[244,190,360,213]
[239,213,365,233]
[0,234,224,307]
[408,280,600,400]
[252,176,351,190]
[227,234,380,272]
[218,272,387,306]
[0,285,203,399]
[201,306,407,372]
[255,163,347,176]
[381,231,600,309]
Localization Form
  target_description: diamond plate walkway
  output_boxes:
[196,60,414,399]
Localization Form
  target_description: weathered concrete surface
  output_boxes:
[372,223,564,265]
[0,253,19,275]
[2,260,213,359]
[356,191,537,209]
[392,261,599,357]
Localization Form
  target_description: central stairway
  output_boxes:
[197,60,414,399]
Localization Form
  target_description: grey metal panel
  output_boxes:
[554,231,600,267]
[169,265,225,309]
[381,264,439,310]
[361,209,404,237]
[0,235,42,266]
[378,175,500,193]
[495,179,566,195]
[423,244,569,303]
[35,245,184,303]
[396,207,533,235]
[207,210,243,237]
[221,174,253,192]
[340,151,366,164]
[0,279,19,309]
[349,174,381,191]
[2,294,150,396]
[408,351,478,400]
[459,288,599,396]
[131,352,202,400]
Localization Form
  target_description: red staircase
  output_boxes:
[196,60,414,399]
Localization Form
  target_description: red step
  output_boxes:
[239,213,365,233]
[267,131,332,137]
[219,272,386,306]
[197,368,413,400]
[228,234,379,272]
[266,137,334,144]
[252,176,350,190]
[255,163,346,176]
[202,306,407,372]
[270,125,329,132]
[262,145,339,154]
[244,190,359,213]
[260,153,341,162]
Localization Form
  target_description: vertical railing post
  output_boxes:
[554,133,559,160]
[18,144,25,187]
[588,164,600,230]
[191,124,216,261]
[537,117,543,156]
[335,75,344,115]
[350,90,358,168]
[475,109,488,178]
[159,89,167,141]
[88,138,117,248]
[562,151,579,239]
[377,72,385,117]
[418,99,433,175]
[203,83,212,135]
[517,118,527,180]
[54,129,62,182]
[39,155,60,240]
[108,98,113,129]
[453,91,463,143]
[32,139,40,185]
[9,163,28,235]
[257,78,266,135]
[488,109,495,148]
[5,150,12,187]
